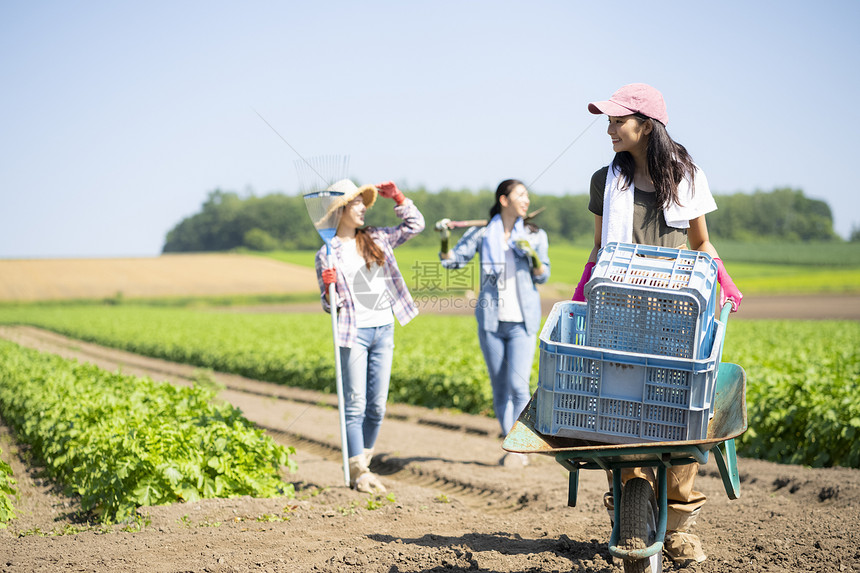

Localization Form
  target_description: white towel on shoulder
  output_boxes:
[602,163,718,246]
[663,167,718,228]
[602,164,633,246]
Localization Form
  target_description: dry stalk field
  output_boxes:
[0,254,318,302]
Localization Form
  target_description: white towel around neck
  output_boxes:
[481,214,524,276]
[602,163,718,246]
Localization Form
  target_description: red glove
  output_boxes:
[572,262,596,302]
[714,257,742,312]
[376,180,405,205]
[321,268,337,290]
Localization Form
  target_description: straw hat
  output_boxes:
[327,179,377,210]
[313,179,378,230]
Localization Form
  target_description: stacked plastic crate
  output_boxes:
[535,243,724,444]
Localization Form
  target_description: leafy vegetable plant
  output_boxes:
[0,340,297,523]
[0,448,16,526]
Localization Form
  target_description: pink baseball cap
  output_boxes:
[588,83,668,125]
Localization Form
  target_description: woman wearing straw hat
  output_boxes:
[314,179,425,493]
[439,179,550,467]
[573,83,743,566]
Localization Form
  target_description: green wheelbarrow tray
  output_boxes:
[502,362,747,561]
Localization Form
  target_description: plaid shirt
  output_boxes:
[315,198,425,348]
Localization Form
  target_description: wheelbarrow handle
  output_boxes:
[719,302,732,324]
[711,437,742,500]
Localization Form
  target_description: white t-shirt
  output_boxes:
[496,241,524,323]
[339,239,394,328]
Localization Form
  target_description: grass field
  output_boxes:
[257,241,860,295]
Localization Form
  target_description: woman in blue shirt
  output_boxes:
[439,179,550,466]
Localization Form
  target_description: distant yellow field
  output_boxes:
[0,253,318,301]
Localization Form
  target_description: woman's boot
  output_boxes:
[663,508,705,566]
[348,455,386,494]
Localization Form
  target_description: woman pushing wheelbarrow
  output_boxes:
[505,83,745,572]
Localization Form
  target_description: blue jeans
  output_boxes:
[477,321,536,435]
[339,324,395,458]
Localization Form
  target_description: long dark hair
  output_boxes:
[489,179,523,219]
[488,179,540,231]
[611,114,696,209]
[355,228,385,269]
[333,197,386,269]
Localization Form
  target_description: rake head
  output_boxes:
[297,155,351,250]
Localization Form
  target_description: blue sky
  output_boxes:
[2,1,858,258]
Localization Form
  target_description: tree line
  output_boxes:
[162,186,842,253]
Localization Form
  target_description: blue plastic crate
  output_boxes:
[536,301,724,444]
[584,242,719,359]
[586,242,719,308]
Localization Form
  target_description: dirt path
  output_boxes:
[1,325,858,573]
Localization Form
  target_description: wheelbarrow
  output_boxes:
[502,304,747,572]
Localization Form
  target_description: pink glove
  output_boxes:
[572,262,596,302]
[321,268,337,289]
[714,257,742,312]
[376,180,405,205]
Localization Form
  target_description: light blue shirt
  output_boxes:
[440,225,550,335]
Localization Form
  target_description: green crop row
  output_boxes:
[1,305,858,468]
[722,320,860,467]
[0,339,296,523]
[0,305,494,415]
[0,447,15,527]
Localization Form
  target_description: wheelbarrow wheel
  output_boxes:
[619,477,662,573]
